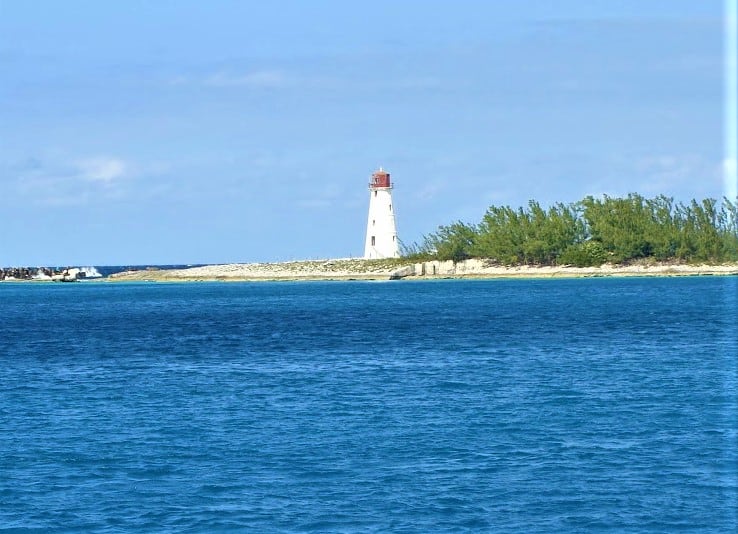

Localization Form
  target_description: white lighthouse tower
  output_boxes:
[364,167,400,259]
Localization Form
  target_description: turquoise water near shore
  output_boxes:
[1,278,736,531]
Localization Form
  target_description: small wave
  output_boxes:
[78,267,103,278]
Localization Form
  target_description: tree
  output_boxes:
[413,194,738,266]
[428,222,477,263]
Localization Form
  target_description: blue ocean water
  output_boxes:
[1,277,736,532]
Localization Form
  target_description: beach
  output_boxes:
[108,258,738,282]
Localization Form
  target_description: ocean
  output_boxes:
[1,277,736,532]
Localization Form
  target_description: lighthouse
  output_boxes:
[364,167,400,259]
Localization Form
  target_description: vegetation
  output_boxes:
[404,194,738,266]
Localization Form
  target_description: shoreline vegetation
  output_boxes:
[408,194,738,266]
[96,193,738,282]
[4,194,738,282]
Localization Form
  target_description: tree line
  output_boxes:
[405,194,738,266]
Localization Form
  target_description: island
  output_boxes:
[105,258,738,282]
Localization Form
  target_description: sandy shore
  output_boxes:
[108,258,738,282]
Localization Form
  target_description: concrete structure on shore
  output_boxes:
[364,167,400,259]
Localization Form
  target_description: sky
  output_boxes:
[0,0,733,265]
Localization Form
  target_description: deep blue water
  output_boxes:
[1,277,736,532]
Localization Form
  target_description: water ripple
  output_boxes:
[0,278,736,531]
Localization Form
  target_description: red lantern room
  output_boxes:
[369,167,391,189]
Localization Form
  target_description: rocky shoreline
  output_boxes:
[107,258,738,282]
[0,266,95,282]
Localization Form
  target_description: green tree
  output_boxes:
[417,194,738,266]
[428,222,478,262]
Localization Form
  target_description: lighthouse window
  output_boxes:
[372,219,375,226]
[389,204,392,211]
[374,191,377,197]
[393,236,395,241]
[371,236,376,246]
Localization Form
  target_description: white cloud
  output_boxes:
[169,68,444,93]
[10,154,132,206]
[203,70,289,88]
[167,75,190,86]
[632,154,723,199]
[414,179,445,201]
[76,157,127,183]
[294,183,345,210]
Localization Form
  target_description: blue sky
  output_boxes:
[0,0,730,265]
